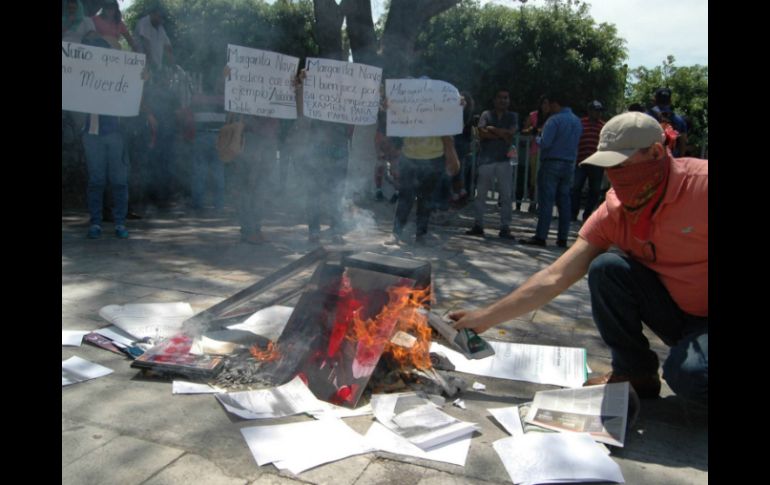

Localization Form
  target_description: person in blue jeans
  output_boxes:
[520,93,582,248]
[83,113,129,239]
[450,112,708,408]
[189,90,226,212]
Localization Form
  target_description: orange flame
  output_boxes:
[249,341,280,362]
[347,285,433,371]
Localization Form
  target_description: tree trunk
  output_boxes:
[380,0,460,77]
[341,0,379,67]
[312,0,345,60]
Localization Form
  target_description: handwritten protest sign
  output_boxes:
[62,42,145,116]
[225,44,299,119]
[303,57,382,125]
[385,79,463,137]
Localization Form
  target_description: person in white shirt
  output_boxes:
[134,6,174,74]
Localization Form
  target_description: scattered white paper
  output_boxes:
[62,356,113,386]
[172,381,224,394]
[431,341,587,388]
[371,392,478,450]
[94,326,137,347]
[308,401,373,419]
[488,406,525,438]
[99,302,194,341]
[62,330,90,346]
[493,433,624,485]
[240,418,373,473]
[216,376,326,419]
[364,421,473,466]
[524,382,629,447]
[227,305,294,342]
[472,381,486,391]
[452,399,466,409]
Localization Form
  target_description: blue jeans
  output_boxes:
[571,164,603,221]
[535,159,573,241]
[588,252,708,405]
[83,132,127,227]
[394,156,444,237]
[235,133,274,236]
[146,130,175,206]
[190,132,225,210]
[430,172,451,211]
[301,145,348,235]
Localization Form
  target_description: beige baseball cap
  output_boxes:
[580,112,665,167]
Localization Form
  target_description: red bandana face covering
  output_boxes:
[607,156,670,240]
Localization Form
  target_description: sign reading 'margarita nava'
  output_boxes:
[62,42,146,117]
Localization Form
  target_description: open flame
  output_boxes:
[249,341,280,362]
[347,284,433,371]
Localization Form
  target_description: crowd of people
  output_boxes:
[64,0,707,412]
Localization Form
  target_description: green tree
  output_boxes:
[414,1,627,117]
[626,56,709,155]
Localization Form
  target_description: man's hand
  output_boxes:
[448,309,496,334]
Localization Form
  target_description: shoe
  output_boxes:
[308,232,321,244]
[465,225,485,236]
[127,211,143,220]
[584,371,661,399]
[330,234,346,245]
[243,233,266,245]
[415,234,427,246]
[527,203,538,214]
[389,193,399,204]
[519,236,546,247]
[115,225,129,239]
[499,228,516,240]
[557,239,568,248]
[384,234,403,246]
[375,190,385,201]
[87,225,102,239]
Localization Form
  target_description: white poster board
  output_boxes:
[385,79,462,137]
[225,44,299,119]
[302,57,382,125]
[62,42,145,116]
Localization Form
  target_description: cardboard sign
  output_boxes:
[386,79,463,137]
[225,44,299,119]
[303,57,382,125]
[62,42,145,116]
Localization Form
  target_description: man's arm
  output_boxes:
[450,237,604,333]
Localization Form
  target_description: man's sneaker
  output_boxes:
[557,239,568,248]
[87,225,102,239]
[465,225,485,236]
[583,371,661,399]
[499,227,516,240]
[519,236,546,247]
[375,190,385,201]
[115,225,129,239]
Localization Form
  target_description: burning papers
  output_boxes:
[371,392,478,450]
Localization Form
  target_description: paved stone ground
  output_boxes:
[62,189,707,485]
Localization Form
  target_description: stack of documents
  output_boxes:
[371,392,478,450]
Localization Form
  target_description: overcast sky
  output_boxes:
[119,0,708,69]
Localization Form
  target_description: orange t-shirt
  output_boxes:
[579,157,708,316]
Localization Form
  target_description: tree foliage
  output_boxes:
[626,56,708,154]
[414,1,627,118]
[124,0,318,87]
